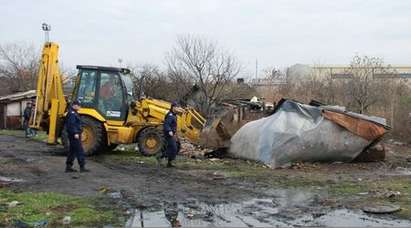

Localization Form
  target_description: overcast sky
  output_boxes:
[1,0,410,77]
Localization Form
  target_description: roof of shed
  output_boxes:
[0,90,36,102]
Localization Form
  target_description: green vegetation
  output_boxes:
[0,129,23,137]
[99,147,158,166]
[0,130,48,142]
[0,190,120,227]
[399,95,411,104]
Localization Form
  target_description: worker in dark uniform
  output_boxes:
[65,100,90,173]
[23,102,32,137]
[162,101,179,168]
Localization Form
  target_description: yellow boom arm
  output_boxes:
[30,42,67,144]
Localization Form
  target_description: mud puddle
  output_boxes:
[125,189,411,227]
[126,205,411,227]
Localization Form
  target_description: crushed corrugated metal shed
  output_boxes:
[229,99,390,168]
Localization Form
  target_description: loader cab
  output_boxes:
[73,65,133,121]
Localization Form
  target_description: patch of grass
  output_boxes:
[328,182,366,195]
[270,175,328,189]
[31,132,48,142]
[0,189,120,227]
[100,149,158,166]
[0,130,48,142]
[69,207,115,225]
[176,158,278,179]
[0,129,23,137]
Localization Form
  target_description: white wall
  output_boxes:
[6,102,21,116]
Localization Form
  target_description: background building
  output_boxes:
[0,90,36,129]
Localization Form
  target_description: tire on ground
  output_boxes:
[137,127,166,156]
[61,116,106,156]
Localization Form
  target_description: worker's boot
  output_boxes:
[167,160,175,168]
[65,166,77,173]
[80,166,90,173]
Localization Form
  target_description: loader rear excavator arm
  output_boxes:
[30,42,67,144]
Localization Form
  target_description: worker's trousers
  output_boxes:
[165,136,180,161]
[66,135,85,167]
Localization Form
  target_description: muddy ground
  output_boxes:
[1,132,411,227]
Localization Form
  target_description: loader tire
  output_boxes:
[137,127,166,156]
[61,116,106,156]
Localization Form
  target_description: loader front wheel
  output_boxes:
[62,116,106,156]
[137,127,165,156]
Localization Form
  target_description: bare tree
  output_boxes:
[129,64,160,99]
[166,66,194,101]
[223,80,257,100]
[128,64,187,101]
[166,35,241,115]
[343,55,396,114]
[0,43,39,94]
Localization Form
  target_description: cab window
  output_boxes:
[77,70,97,107]
[98,72,125,119]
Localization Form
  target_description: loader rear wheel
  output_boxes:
[137,127,165,156]
[61,116,106,156]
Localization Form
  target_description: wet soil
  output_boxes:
[0,135,268,207]
[1,134,411,227]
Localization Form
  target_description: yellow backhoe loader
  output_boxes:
[30,41,206,156]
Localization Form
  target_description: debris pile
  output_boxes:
[229,99,390,168]
[200,100,269,149]
[179,139,212,158]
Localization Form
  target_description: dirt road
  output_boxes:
[1,133,411,227]
[0,134,270,206]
